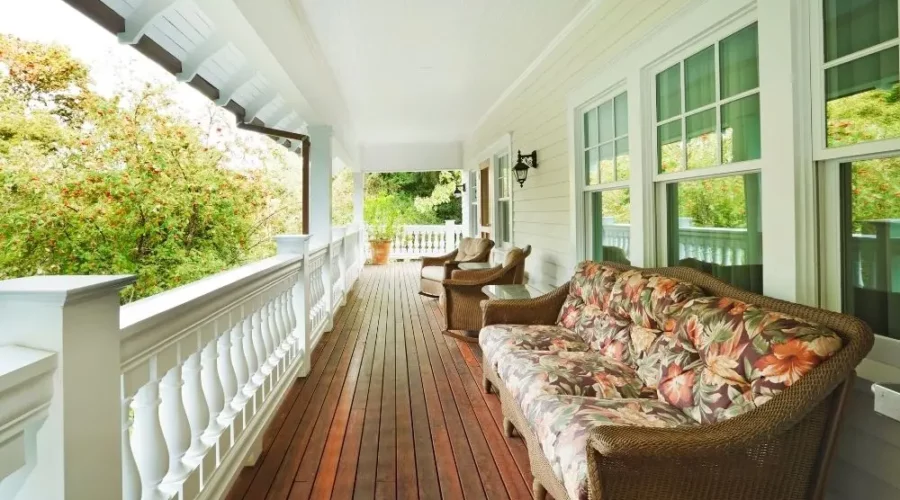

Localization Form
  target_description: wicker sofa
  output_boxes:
[479,261,873,500]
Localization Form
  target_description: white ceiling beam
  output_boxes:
[215,65,256,107]
[118,0,183,45]
[243,91,277,123]
[176,33,227,83]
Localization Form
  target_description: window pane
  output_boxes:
[614,93,628,136]
[656,63,682,121]
[686,109,717,170]
[720,23,759,99]
[584,108,598,148]
[685,46,716,111]
[666,173,763,293]
[825,47,900,147]
[841,158,900,338]
[721,93,761,163]
[658,120,683,173]
[598,100,615,144]
[824,0,898,62]
[498,200,510,244]
[589,189,631,264]
[585,148,599,185]
[497,155,509,198]
[615,138,630,181]
[600,143,615,184]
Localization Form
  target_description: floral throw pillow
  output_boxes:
[658,296,844,423]
[557,262,622,329]
[608,271,705,330]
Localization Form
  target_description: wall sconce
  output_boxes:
[513,150,538,187]
[453,183,466,198]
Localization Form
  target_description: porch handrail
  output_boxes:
[0,227,366,500]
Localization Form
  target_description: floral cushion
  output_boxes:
[479,324,589,371]
[658,297,844,424]
[557,263,622,330]
[608,270,705,330]
[575,309,634,363]
[524,394,696,500]
[495,350,646,415]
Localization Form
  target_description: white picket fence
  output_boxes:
[0,226,366,500]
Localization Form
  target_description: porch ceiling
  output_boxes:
[295,0,588,145]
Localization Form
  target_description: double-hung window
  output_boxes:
[495,153,512,246]
[653,21,763,293]
[816,0,900,345]
[581,90,631,264]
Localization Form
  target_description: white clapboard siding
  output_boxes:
[466,0,691,287]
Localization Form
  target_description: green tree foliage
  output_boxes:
[0,35,302,301]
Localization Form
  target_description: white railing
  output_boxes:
[380,220,464,260]
[0,226,366,500]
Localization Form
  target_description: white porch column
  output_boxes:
[308,125,333,249]
[0,275,135,500]
[352,171,365,228]
[461,173,472,238]
[757,0,816,305]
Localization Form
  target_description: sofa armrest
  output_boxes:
[422,250,458,268]
[481,282,569,327]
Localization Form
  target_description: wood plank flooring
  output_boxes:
[226,263,533,500]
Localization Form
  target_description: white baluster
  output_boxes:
[231,310,250,406]
[217,326,238,421]
[159,364,191,485]
[258,302,274,380]
[250,307,268,391]
[200,339,224,437]
[131,379,168,500]
[267,298,283,376]
[182,350,209,458]
[122,395,141,500]
[241,311,259,408]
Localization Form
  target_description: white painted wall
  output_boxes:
[465,0,695,288]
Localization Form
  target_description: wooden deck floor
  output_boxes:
[226,263,533,500]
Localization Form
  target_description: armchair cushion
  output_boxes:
[496,350,646,415]
[480,324,588,371]
[525,394,696,500]
[659,296,844,424]
[421,265,446,282]
[457,237,493,262]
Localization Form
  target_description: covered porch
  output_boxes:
[2,0,900,499]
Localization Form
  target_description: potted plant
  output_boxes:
[366,196,401,265]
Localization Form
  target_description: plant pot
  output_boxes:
[370,240,392,265]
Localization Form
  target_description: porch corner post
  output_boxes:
[323,242,334,333]
[308,125,333,250]
[0,275,135,500]
[275,234,312,377]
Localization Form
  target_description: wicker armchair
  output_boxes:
[480,263,873,500]
[440,245,531,341]
[419,237,494,297]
